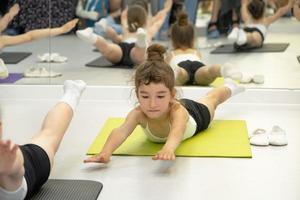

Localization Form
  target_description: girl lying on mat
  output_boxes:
[227,0,294,50]
[76,0,172,67]
[166,12,243,86]
[0,4,78,49]
[84,44,245,163]
[0,80,86,200]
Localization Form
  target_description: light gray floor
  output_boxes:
[0,86,300,200]
[3,18,300,89]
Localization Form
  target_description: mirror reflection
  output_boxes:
[1,0,299,89]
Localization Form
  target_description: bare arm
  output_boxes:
[0,4,20,33]
[240,0,251,24]
[147,0,172,39]
[294,0,300,21]
[265,0,295,25]
[152,105,188,160]
[0,19,78,49]
[84,108,141,163]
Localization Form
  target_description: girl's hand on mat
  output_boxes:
[84,152,111,163]
[152,148,176,161]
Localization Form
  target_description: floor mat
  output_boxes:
[210,43,289,54]
[30,179,103,200]
[87,118,252,158]
[85,56,133,69]
[0,52,32,64]
[0,73,23,84]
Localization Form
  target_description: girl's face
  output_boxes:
[137,82,174,119]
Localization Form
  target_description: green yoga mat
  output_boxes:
[87,118,252,158]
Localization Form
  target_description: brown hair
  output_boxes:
[130,0,148,13]
[134,44,175,95]
[247,0,266,20]
[127,5,147,32]
[170,12,194,49]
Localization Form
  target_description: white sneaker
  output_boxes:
[249,129,269,146]
[24,67,62,78]
[38,53,67,63]
[221,63,243,81]
[0,59,9,79]
[269,126,288,146]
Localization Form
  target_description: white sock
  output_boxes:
[237,29,247,45]
[135,28,147,48]
[227,27,239,42]
[60,80,86,112]
[220,63,242,81]
[95,18,107,31]
[224,78,245,97]
[0,59,9,79]
[76,28,98,44]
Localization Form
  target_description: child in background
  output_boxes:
[77,4,150,67]
[166,12,242,86]
[84,44,245,163]
[228,0,294,50]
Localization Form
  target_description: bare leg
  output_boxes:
[0,80,85,194]
[175,68,189,85]
[76,28,123,63]
[198,79,245,119]
[94,36,123,63]
[106,26,122,44]
[194,65,221,86]
[0,19,78,49]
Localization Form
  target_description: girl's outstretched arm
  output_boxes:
[0,19,78,49]
[265,0,295,25]
[84,108,141,163]
[0,4,20,32]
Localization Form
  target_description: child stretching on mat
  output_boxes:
[166,12,243,86]
[0,4,78,49]
[0,80,86,200]
[227,0,294,50]
[84,44,245,163]
[76,1,171,67]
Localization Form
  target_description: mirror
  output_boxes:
[1,0,299,89]
[0,1,51,84]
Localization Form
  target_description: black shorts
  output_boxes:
[180,98,211,134]
[20,144,51,199]
[234,27,264,51]
[116,42,135,67]
[177,60,205,85]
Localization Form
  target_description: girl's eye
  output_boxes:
[157,96,165,99]
[141,96,149,99]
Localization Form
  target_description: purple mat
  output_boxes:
[0,73,23,84]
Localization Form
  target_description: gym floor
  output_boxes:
[0,16,300,200]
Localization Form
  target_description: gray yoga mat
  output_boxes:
[0,52,32,64]
[85,56,133,68]
[210,43,289,54]
[30,179,103,200]
[297,56,300,64]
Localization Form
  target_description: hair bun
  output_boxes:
[177,12,188,26]
[147,44,166,62]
